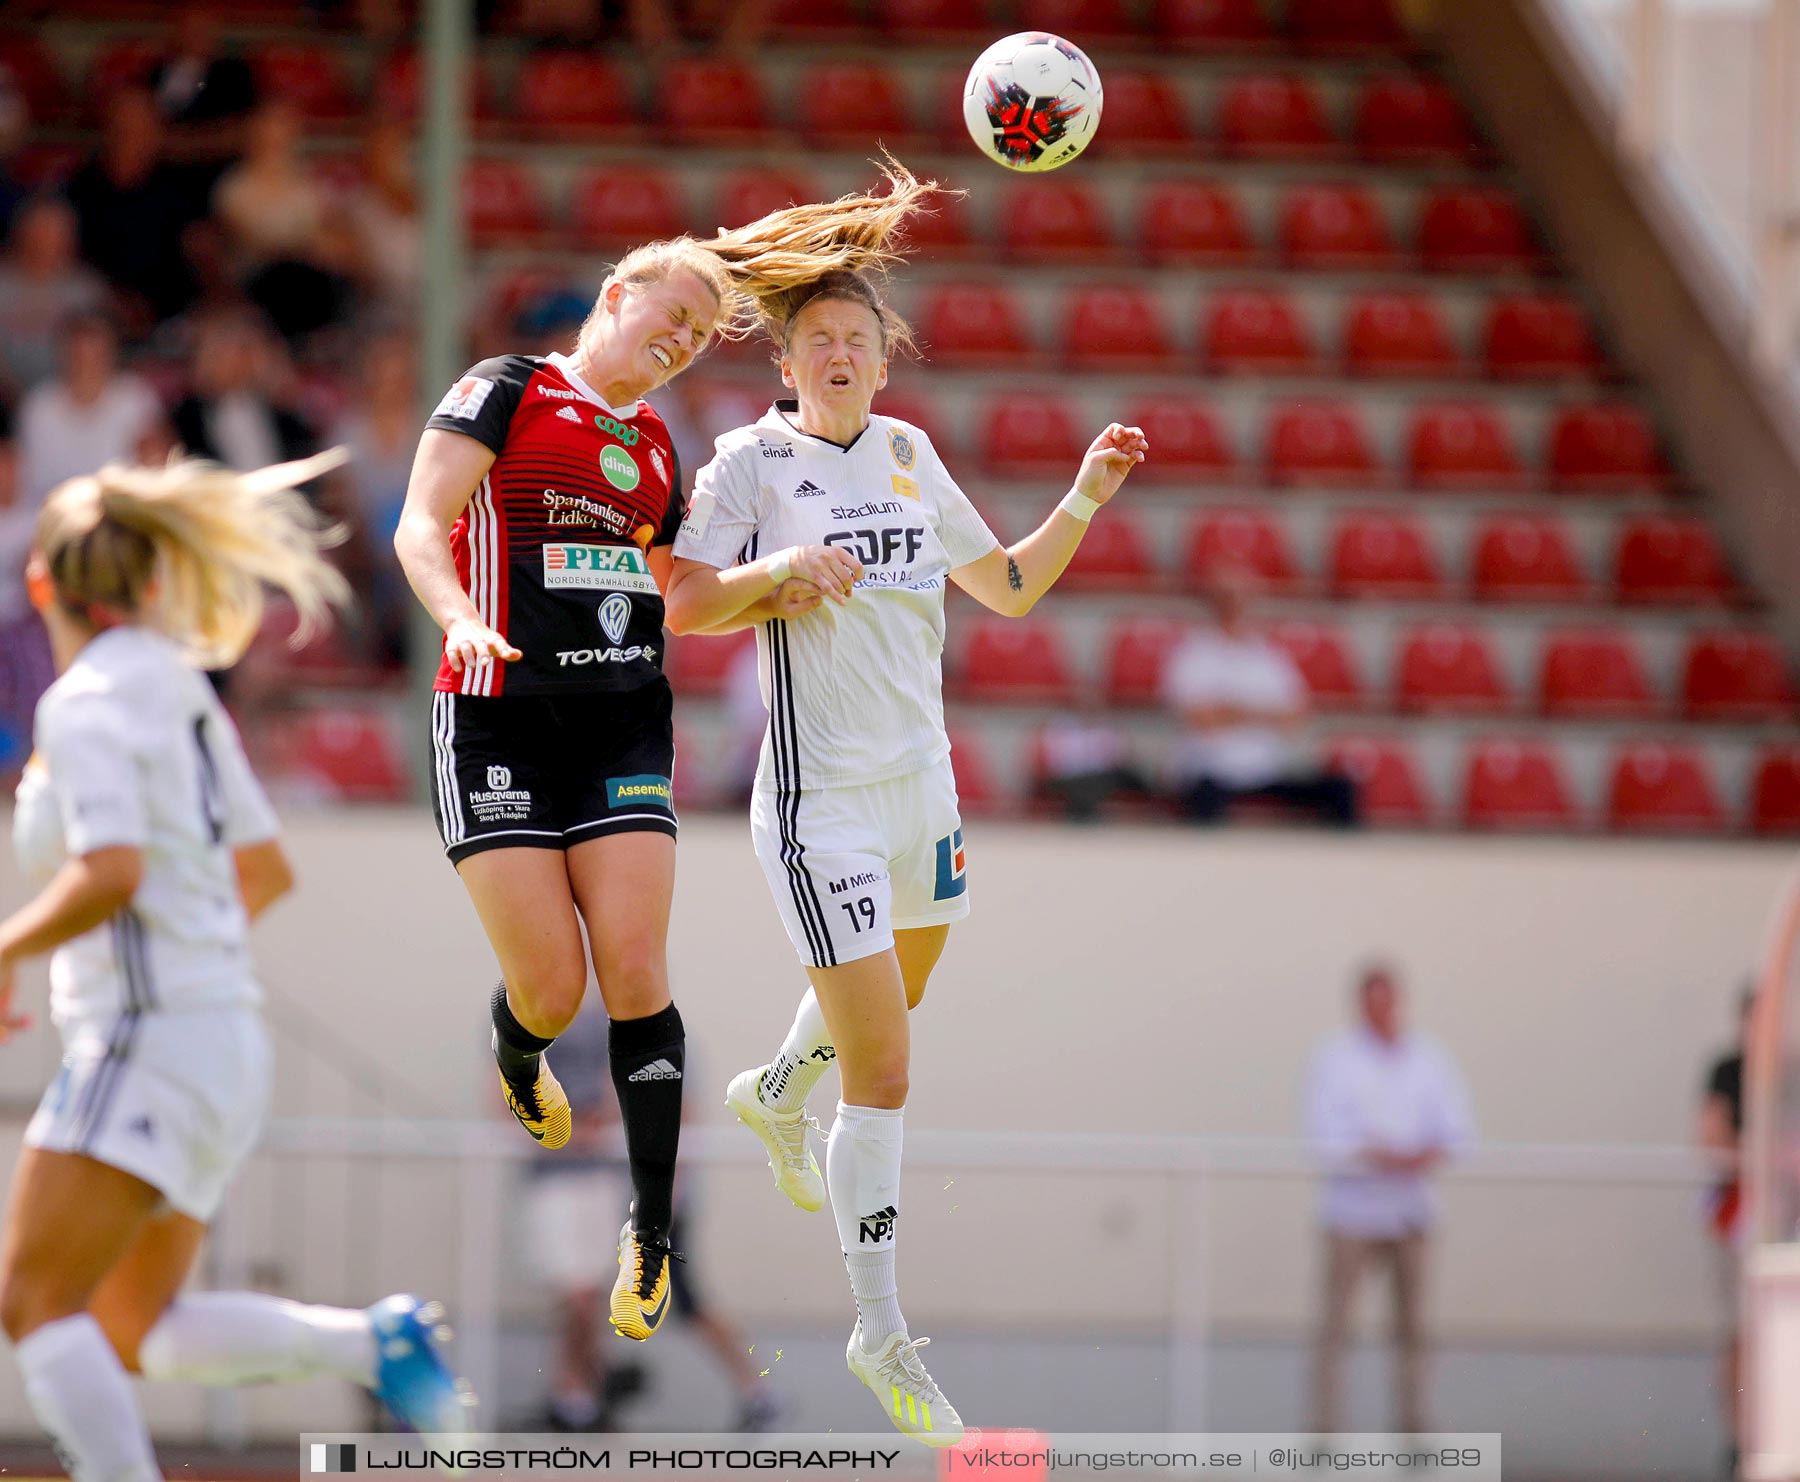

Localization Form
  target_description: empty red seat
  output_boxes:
[1550,403,1667,491]
[1682,632,1797,720]
[715,169,816,230]
[511,51,634,134]
[661,58,771,142]
[1484,294,1604,379]
[1419,189,1537,271]
[1280,184,1395,269]
[293,710,408,803]
[769,0,867,38]
[1407,402,1524,489]
[958,618,1076,704]
[1104,617,1187,707]
[1267,621,1365,707]
[1270,402,1380,486]
[1034,0,1140,39]
[1539,631,1655,717]
[983,396,1083,477]
[1204,288,1317,373]
[918,283,1030,366]
[1094,72,1192,151]
[879,0,992,38]
[1153,0,1277,48]
[1064,285,1177,370]
[1472,515,1587,602]
[999,181,1113,258]
[1464,739,1576,830]
[871,392,946,450]
[254,46,355,119]
[1750,747,1800,834]
[1219,75,1336,157]
[1397,625,1509,711]
[1060,510,1157,589]
[571,167,684,249]
[800,62,910,147]
[0,36,68,123]
[902,186,976,255]
[1354,75,1475,160]
[1344,293,1459,376]
[1608,742,1724,832]
[664,628,755,696]
[372,48,495,119]
[1182,508,1302,590]
[1127,397,1239,482]
[463,160,545,245]
[1330,515,1441,598]
[1615,517,1730,603]
[1290,0,1408,50]
[1325,737,1431,824]
[1142,181,1259,265]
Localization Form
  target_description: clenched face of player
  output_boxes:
[780,297,889,423]
[595,268,721,395]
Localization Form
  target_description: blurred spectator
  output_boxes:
[325,329,414,655]
[1305,963,1474,1434]
[1032,715,1152,822]
[0,197,109,396]
[0,429,51,762]
[1699,985,1752,1472]
[213,99,355,341]
[170,310,315,470]
[18,312,164,506]
[65,88,206,325]
[150,5,258,150]
[1163,564,1359,826]
[341,120,420,314]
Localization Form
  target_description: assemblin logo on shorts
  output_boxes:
[829,870,885,895]
[859,1205,898,1244]
[607,774,672,808]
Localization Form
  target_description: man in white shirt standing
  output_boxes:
[17,312,164,507]
[1304,963,1475,1434]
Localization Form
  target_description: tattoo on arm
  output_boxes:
[1007,556,1023,593]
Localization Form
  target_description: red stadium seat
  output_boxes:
[1750,747,1800,834]
[372,49,495,120]
[1289,0,1408,51]
[1182,508,1302,591]
[1034,0,1139,39]
[918,283,1030,366]
[1267,621,1365,708]
[1269,402,1380,486]
[1153,0,1277,48]
[1218,75,1336,157]
[871,391,947,450]
[1354,75,1475,161]
[1397,625,1509,712]
[1063,285,1177,370]
[463,159,545,245]
[254,46,355,119]
[511,51,635,134]
[664,629,755,697]
[799,62,911,147]
[660,58,771,143]
[1343,293,1459,377]
[1615,517,1731,603]
[982,396,1083,477]
[1549,403,1668,491]
[1279,185,1396,269]
[1093,72,1192,152]
[880,0,992,38]
[769,0,867,38]
[1681,632,1797,720]
[1142,181,1259,265]
[292,710,408,804]
[571,167,684,249]
[1464,740,1577,830]
[1329,514,1441,597]
[999,180,1113,258]
[0,36,69,123]
[1203,288,1318,373]
[715,169,816,231]
[1407,402,1524,489]
[1484,295,1604,379]
[1104,618,1187,707]
[1060,510,1157,589]
[1608,743,1724,832]
[1419,189,1538,272]
[1325,737,1431,825]
[902,185,976,256]
[946,727,1004,813]
[1471,515,1588,602]
[1123,398,1236,484]
[958,619,1076,704]
[1539,630,1655,718]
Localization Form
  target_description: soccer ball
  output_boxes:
[962,32,1103,173]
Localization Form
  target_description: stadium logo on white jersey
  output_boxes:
[487,765,511,791]
[598,593,631,644]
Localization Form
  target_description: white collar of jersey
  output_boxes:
[546,352,645,420]
[767,398,871,453]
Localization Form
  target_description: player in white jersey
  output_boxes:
[667,231,1147,1442]
[0,454,471,1482]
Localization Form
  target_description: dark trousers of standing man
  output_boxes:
[1313,1228,1429,1434]
[1180,771,1360,827]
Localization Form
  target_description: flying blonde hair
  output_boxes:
[37,449,353,670]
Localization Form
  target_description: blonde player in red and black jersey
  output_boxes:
[394,167,945,1343]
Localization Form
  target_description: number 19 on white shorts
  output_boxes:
[749,757,969,968]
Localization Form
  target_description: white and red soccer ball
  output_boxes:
[962,32,1104,173]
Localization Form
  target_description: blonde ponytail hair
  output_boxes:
[37,449,353,669]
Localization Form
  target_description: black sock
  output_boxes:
[492,981,554,1088]
[608,1002,685,1240]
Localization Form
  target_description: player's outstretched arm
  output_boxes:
[665,546,861,636]
[952,422,1147,617]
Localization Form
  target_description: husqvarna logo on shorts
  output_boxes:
[598,593,631,645]
[487,765,511,791]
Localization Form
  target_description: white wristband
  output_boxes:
[1059,490,1101,523]
[765,549,795,585]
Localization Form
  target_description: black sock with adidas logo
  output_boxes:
[491,982,554,1090]
[609,1002,685,1240]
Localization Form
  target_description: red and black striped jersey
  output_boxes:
[424,351,683,697]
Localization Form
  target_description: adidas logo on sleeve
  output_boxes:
[627,1058,683,1082]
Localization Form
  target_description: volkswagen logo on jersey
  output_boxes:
[488,765,512,791]
[598,593,632,645]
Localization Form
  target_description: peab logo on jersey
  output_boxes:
[887,427,917,471]
[433,376,494,421]
[487,765,511,790]
[933,828,968,901]
[598,593,632,644]
[543,543,659,593]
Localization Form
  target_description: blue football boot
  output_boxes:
[366,1294,475,1435]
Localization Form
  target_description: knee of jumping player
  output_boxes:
[842,1052,909,1110]
[507,965,589,1039]
[0,1264,87,1344]
[593,935,671,1020]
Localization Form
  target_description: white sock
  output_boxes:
[15,1313,161,1482]
[827,1101,906,1348]
[761,989,835,1113]
[138,1293,376,1389]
